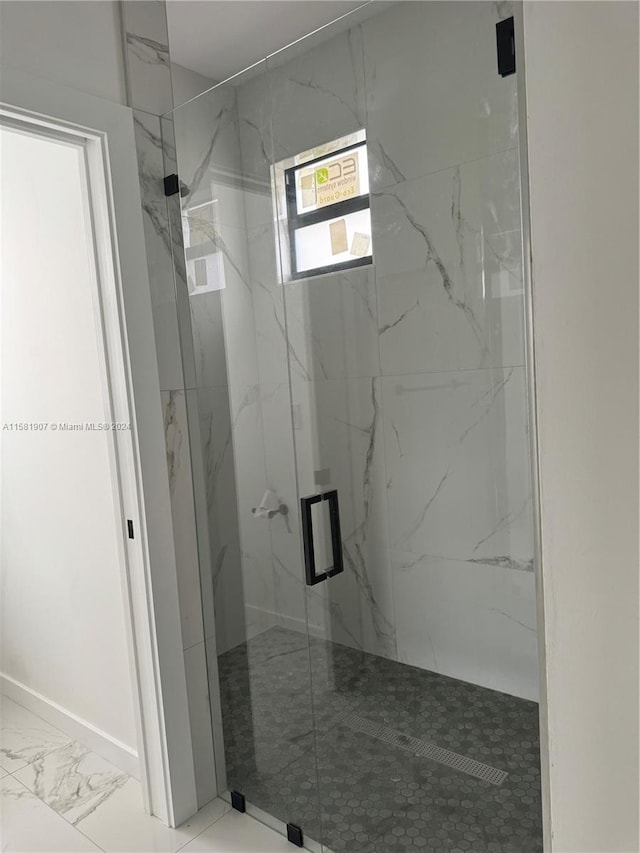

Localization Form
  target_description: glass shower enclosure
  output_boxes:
[164,2,542,851]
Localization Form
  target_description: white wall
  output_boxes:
[0,127,138,759]
[522,2,639,850]
[0,1,127,106]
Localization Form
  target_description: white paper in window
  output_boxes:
[294,208,372,274]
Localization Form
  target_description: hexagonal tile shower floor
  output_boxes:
[218,627,542,853]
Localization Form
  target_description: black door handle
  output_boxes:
[301,489,344,586]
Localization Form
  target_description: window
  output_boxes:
[279,132,373,280]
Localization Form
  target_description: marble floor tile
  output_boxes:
[2,695,232,853]
[75,777,230,853]
[0,775,100,852]
[13,739,129,825]
[181,808,293,852]
[0,695,72,773]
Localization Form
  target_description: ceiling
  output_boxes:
[166,1,370,83]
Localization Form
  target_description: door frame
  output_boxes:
[0,67,198,828]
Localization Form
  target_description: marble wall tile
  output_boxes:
[166,188,198,391]
[285,268,381,382]
[219,262,261,394]
[189,289,229,390]
[236,26,366,189]
[236,68,273,189]
[197,386,245,654]
[183,642,216,807]
[250,250,380,388]
[204,636,227,790]
[174,84,242,205]
[168,0,535,704]
[227,383,277,641]
[381,367,533,569]
[372,148,524,376]
[392,551,538,700]
[184,389,216,644]
[161,390,205,651]
[249,223,291,388]
[267,26,366,164]
[121,0,173,116]
[361,1,519,190]
[290,376,395,658]
[259,381,308,633]
[133,110,185,391]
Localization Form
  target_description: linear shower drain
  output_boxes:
[333,710,508,786]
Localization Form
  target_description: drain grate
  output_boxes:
[333,711,508,786]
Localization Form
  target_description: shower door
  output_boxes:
[167,60,327,846]
[168,2,542,851]
[267,3,542,852]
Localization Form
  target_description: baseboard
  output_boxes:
[0,672,139,778]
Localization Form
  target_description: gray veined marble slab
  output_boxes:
[197,385,245,654]
[161,389,205,652]
[291,375,395,659]
[133,110,186,392]
[283,267,381,383]
[0,774,101,852]
[362,1,519,191]
[12,740,129,826]
[371,148,525,377]
[175,84,241,210]
[259,381,308,634]
[391,550,539,700]
[122,0,173,116]
[260,26,366,175]
[0,696,72,774]
[73,775,230,853]
[183,642,216,808]
[381,366,533,567]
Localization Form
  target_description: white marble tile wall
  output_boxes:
[124,3,216,809]
[362,1,519,191]
[121,0,173,117]
[231,0,537,698]
[172,80,280,656]
[165,0,535,703]
[133,111,187,392]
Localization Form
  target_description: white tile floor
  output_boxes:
[0,696,295,853]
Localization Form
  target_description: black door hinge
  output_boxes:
[230,790,246,813]
[496,16,516,77]
[127,519,135,539]
[286,824,304,848]
[163,174,180,197]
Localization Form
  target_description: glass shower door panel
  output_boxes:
[271,3,543,853]
[168,63,323,845]
[267,18,399,853]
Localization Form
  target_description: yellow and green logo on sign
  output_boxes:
[315,167,329,185]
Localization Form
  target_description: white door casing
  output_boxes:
[0,67,198,828]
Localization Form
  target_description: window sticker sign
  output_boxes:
[314,152,360,208]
